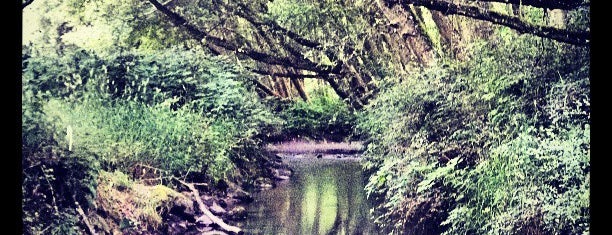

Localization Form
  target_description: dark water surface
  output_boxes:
[240,156,380,235]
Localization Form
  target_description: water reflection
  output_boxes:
[242,157,380,235]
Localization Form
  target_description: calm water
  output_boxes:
[240,156,380,235]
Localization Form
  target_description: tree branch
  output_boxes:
[250,77,279,97]
[397,0,589,45]
[175,179,242,234]
[234,3,345,74]
[290,77,310,101]
[235,4,321,49]
[147,0,337,74]
[470,0,587,10]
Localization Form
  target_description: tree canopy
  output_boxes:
[22,0,589,234]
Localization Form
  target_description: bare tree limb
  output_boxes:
[175,179,242,234]
[234,3,347,74]
[396,0,589,45]
[291,77,310,101]
[235,3,321,49]
[250,77,279,97]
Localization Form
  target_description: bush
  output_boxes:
[22,47,281,232]
[24,47,280,179]
[279,86,357,141]
[443,125,590,234]
[43,97,236,181]
[22,90,100,234]
[357,29,590,234]
[358,64,485,234]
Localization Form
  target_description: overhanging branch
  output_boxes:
[398,0,589,45]
[473,0,587,10]
[235,3,322,49]
[234,4,345,75]
[147,0,338,74]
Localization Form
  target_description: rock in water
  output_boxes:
[273,169,291,180]
[195,215,215,233]
[227,206,247,220]
[196,214,214,227]
[275,175,290,180]
[232,188,253,203]
[166,214,188,235]
[217,199,228,208]
[316,154,323,159]
[201,231,228,235]
[209,202,227,215]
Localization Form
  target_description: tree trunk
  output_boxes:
[291,78,310,101]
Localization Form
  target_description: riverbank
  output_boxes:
[163,151,293,235]
[88,141,365,234]
[266,140,364,155]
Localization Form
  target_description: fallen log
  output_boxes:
[175,179,242,234]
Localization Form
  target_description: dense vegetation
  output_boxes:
[22,0,589,234]
[22,46,283,233]
[358,26,589,235]
[277,85,357,141]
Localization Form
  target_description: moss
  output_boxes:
[133,184,184,229]
[95,171,187,232]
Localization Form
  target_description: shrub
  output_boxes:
[22,46,282,232]
[279,86,357,141]
[443,125,590,234]
[358,28,590,234]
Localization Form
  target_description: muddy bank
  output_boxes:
[266,140,364,155]
[95,141,364,234]
[86,150,293,235]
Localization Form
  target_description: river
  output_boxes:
[239,154,380,235]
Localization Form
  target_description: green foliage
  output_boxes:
[279,86,356,141]
[265,0,390,78]
[22,91,100,234]
[358,26,590,234]
[443,125,590,234]
[22,46,281,232]
[358,64,485,234]
[24,47,279,181]
[44,97,233,180]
